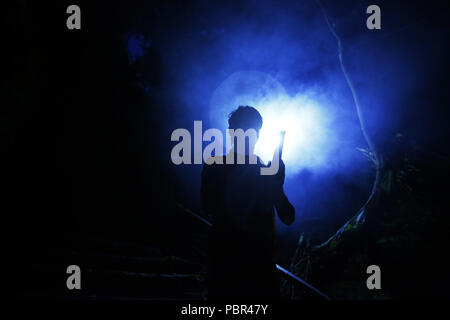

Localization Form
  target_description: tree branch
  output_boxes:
[313,0,383,249]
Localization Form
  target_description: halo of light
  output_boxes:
[254,95,331,172]
[210,71,334,174]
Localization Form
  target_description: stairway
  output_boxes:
[19,235,207,300]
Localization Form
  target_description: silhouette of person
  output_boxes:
[201,106,295,300]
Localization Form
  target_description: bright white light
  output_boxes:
[210,71,335,174]
[255,95,331,173]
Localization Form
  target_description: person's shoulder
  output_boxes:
[202,156,227,170]
[203,155,265,169]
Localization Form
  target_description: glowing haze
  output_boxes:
[210,71,335,174]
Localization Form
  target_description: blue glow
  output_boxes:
[152,0,402,229]
[125,33,151,64]
[210,71,336,174]
[255,94,332,172]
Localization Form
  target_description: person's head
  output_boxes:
[228,106,263,155]
[228,106,263,133]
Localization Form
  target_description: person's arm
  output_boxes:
[268,160,295,225]
[275,191,295,226]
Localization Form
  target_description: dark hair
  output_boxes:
[228,106,263,131]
